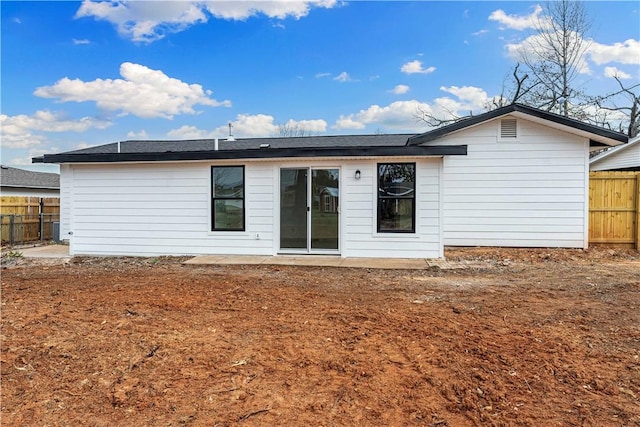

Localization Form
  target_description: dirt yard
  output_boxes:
[2,247,639,426]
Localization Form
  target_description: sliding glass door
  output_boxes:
[280,168,339,253]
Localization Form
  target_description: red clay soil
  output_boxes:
[2,247,639,426]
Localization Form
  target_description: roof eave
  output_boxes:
[0,184,60,190]
[33,145,468,164]
[590,135,640,164]
[408,104,628,147]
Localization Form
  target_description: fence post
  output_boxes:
[636,174,640,250]
[9,215,14,245]
[39,198,44,242]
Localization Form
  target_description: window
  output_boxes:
[211,166,244,231]
[377,163,415,233]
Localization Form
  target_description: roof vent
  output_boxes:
[227,122,235,142]
[500,118,517,138]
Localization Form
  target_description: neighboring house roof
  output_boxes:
[33,134,467,164]
[407,103,628,148]
[0,165,60,190]
[320,187,339,197]
[589,136,640,171]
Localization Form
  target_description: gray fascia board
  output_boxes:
[34,145,467,164]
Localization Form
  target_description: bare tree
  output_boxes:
[276,123,318,137]
[414,64,536,128]
[414,1,637,135]
[413,106,468,128]
[489,63,542,109]
[591,76,640,138]
[517,0,592,116]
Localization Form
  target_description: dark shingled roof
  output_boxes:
[0,165,60,189]
[33,104,628,165]
[33,134,468,164]
[56,134,415,155]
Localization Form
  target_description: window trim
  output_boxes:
[377,162,416,234]
[211,165,245,232]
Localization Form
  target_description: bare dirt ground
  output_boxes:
[2,247,639,426]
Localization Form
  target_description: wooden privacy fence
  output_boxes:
[589,172,640,249]
[1,196,60,245]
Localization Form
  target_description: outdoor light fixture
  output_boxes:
[355,169,361,180]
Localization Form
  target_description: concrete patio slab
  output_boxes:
[15,245,71,259]
[339,257,429,269]
[5,245,486,270]
[186,254,434,269]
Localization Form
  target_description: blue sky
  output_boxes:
[2,1,639,173]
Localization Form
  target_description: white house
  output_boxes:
[33,104,626,258]
[590,135,640,171]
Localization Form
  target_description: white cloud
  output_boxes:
[390,84,410,95]
[333,100,434,132]
[489,5,550,31]
[589,39,640,65]
[126,130,149,139]
[204,1,337,20]
[8,148,53,166]
[0,110,111,148]
[283,118,327,133]
[12,17,22,24]
[226,114,280,137]
[75,0,338,43]
[168,125,216,140]
[315,72,331,79]
[34,62,231,119]
[400,60,436,75]
[603,66,631,80]
[506,32,592,74]
[334,116,366,130]
[507,35,639,76]
[333,71,352,82]
[72,38,91,45]
[169,115,327,139]
[333,86,493,132]
[472,29,489,36]
[439,86,490,110]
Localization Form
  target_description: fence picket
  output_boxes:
[589,171,639,249]
[1,196,60,244]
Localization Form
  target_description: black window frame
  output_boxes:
[211,165,245,232]
[377,162,416,233]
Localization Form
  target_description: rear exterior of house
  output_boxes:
[52,133,463,258]
[38,104,627,258]
[58,157,445,258]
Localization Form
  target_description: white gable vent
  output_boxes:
[500,118,518,139]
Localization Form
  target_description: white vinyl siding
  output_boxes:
[59,164,73,239]
[426,117,589,248]
[342,158,441,258]
[590,139,640,171]
[67,162,275,256]
[64,158,442,258]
